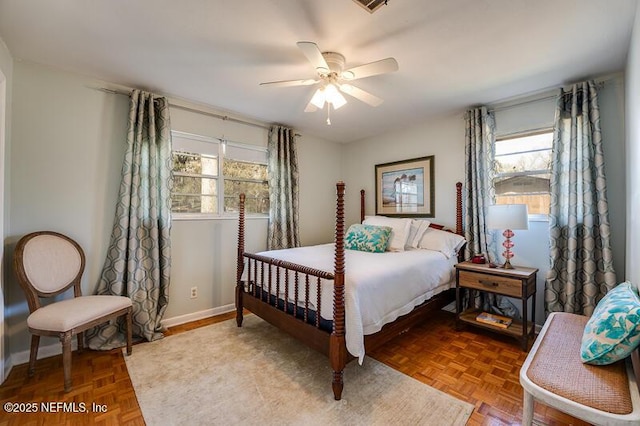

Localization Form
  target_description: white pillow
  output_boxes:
[406,219,431,249]
[362,216,412,252]
[418,228,466,258]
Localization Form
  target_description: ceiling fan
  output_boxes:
[260,41,399,124]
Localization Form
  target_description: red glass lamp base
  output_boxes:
[501,229,516,269]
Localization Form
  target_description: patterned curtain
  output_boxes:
[267,125,300,250]
[464,107,519,318]
[87,90,173,349]
[545,81,616,316]
[464,106,498,261]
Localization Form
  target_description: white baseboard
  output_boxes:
[11,340,79,367]
[9,305,235,367]
[3,357,12,384]
[161,304,235,328]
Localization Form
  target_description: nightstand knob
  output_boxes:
[479,280,499,287]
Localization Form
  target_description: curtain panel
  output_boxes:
[267,126,300,250]
[545,81,616,316]
[464,107,520,318]
[87,89,173,349]
[464,106,498,261]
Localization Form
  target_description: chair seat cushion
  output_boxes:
[526,312,632,414]
[27,295,132,332]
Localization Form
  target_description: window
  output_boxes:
[494,131,553,216]
[171,131,269,217]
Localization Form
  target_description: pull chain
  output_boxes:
[326,103,332,125]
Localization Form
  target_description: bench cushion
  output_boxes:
[526,312,632,414]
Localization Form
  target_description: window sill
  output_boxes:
[528,214,549,223]
[172,214,269,221]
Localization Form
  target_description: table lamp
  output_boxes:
[487,204,529,269]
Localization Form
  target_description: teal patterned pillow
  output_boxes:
[344,224,392,253]
[580,281,640,365]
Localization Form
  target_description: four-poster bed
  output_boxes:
[235,181,464,400]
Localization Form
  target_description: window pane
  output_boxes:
[496,194,550,215]
[495,133,552,155]
[223,159,267,180]
[174,176,217,196]
[172,194,217,214]
[494,132,553,215]
[172,152,218,176]
[171,131,269,216]
[224,179,269,214]
[224,196,269,214]
[495,150,551,174]
[495,174,550,195]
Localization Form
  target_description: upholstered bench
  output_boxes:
[520,312,640,425]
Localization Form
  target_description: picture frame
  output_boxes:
[375,155,435,217]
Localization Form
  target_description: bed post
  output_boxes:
[235,193,246,327]
[455,182,466,263]
[455,182,463,236]
[331,181,347,400]
[360,189,365,223]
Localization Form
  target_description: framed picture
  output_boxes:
[375,155,435,217]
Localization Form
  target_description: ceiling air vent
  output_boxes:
[352,0,388,13]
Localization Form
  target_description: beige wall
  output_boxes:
[0,36,13,379]
[341,111,466,228]
[342,77,627,325]
[6,62,129,356]
[626,3,640,284]
[4,61,342,357]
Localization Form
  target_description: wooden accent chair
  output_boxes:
[14,231,133,392]
[520,312,640,425]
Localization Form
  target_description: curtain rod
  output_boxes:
[488,93,557,113]
[488,79,609,113]
[96,87,299,135]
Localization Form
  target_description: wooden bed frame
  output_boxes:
[235,181,464,400]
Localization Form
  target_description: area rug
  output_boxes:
[124,315,474,425]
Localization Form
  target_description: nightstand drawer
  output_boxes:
[458,270,522,297]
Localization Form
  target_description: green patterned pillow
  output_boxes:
[344,224,392,253]
[580,281,640,365]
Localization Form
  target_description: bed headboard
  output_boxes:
[360,182,464,236]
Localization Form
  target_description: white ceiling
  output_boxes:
[0,0,637,143]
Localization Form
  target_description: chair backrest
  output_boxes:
[14,231,86,312]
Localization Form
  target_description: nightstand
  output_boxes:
[455,261,538,350]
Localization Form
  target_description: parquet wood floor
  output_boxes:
[0,310,588,425]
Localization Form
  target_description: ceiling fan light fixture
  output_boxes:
[261,41,397,120]
[325,84,347,109]
[310,87,326,109]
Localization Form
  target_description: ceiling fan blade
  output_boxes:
[297,41,330,74]
[260,78,318,87]
[342,58,399,80]
[339,84,383,107]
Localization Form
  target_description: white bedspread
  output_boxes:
[246,244,456,363]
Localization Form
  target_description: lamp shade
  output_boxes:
[487,204,529,230]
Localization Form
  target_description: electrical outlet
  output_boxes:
[190,286,198,299]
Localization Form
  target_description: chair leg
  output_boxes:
[28,335,40,377]
[61,331,73,392]
[76,332,84,353]
[125,308,132,356]
[522,389,535,426]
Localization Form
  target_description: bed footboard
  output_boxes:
[235,182,347,400]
